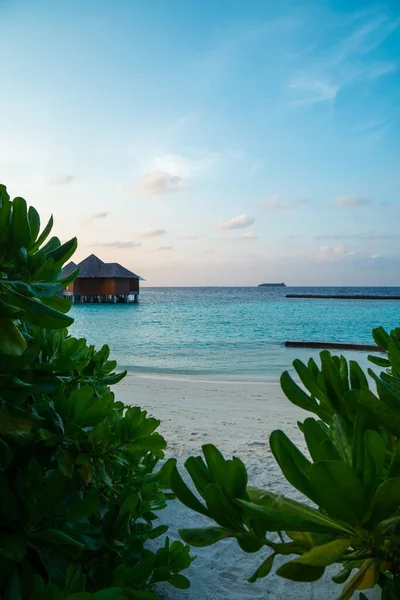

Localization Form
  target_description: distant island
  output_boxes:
[258,282,286,287]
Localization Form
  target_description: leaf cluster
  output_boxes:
[169,326,400,599]
[0,184,78,356]
[0,186,193,599]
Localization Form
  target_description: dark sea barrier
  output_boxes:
[286,294,400,300]
[285,340,384,352]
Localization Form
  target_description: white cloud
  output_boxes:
[289,78,340,106]
[264,195,309,211]
[216,214,255,230]
[91,241,142,249]
[50,175,75,186]
[141,228,166,238]
[316,231,398,240]
[238,232,258,240]
[176,235,198,241]
[334,195,372,207]
[287,12,399,107]
[133,170,185,196]
[156,245,173,251]
[314,244,363,262]
[371,254,381,259]
[91,211,109,219]
[152,153,218,177]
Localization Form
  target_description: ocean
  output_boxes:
[69,287,400,380]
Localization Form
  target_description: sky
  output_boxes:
[1,0,400,286]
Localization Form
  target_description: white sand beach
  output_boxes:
[118,374,378,600]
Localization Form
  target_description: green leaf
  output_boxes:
[184,456,213,497]
[66,489,99,520]
[28,206,41,245]
[293,359,326,401]
[4,565,22,600]
[0,185,11,244]
[237,497,351,535]
[169,461,210,515]
[368,355,391,368]
[30,529,84,559]
[178,526,231,547]
[388,443,400,478]
[276,562,325,582]
[168,574,190,589]
[0,438,12,470]
[349,361,369,391]
[269,430,315,501]
[280,371,330,422]
[5,289,73,329]
[288,538,350,567]
[93,589,126,599]
[363,430,386,500]
[45,237,77,268]
[337,559,375,600]
[372,326,390,351]
[248,553,276,582]
[358,388,400,437]
[57,450,74,477]
[29,215,53,252]
[60,267,79,287]
[41,295,72,314]
[0,534,26,561]
[303,417,340,462]
[202,444,248,499]
[332,567,352,584]
[330,415,352,465]
[367,478,400,525]
[203,484,243,529]
[11,196,31,248]
[309,461,366,525]
[0,318,27,356]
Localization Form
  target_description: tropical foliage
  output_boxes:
[169,326,400,599]
[0,185,192,599]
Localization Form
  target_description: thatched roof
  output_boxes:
[63,254,142,279]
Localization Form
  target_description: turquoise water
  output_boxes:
[69,287,400,380]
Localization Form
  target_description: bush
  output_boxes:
[0,185,192,599]
[169,327,400,599]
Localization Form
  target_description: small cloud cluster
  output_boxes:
[238,232,258,240]
[133,170,185,196]
[216,214,254,230]
[316,231,398,240]
[91,241,142,249]
[141,228,166,238]
[50,175,75,186]
[334,195,372,208]
[156,245,173,251]
[91,211,109,219]
[264,195,309,211]
[314,245,381,263]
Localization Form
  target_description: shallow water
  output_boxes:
[69,286,400,379]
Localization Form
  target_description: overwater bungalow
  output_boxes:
[62,254,143,303]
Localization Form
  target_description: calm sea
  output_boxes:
[69,287,400,381]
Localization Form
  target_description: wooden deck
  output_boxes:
[285,340,384,352]
[62,292,139,304]
[286,294,400,300]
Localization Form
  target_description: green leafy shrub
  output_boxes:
[0,185,192,599]
[169,327,400,599]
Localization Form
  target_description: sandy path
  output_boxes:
[117,374,377,600]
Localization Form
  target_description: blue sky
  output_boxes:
[1,0,399,285]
